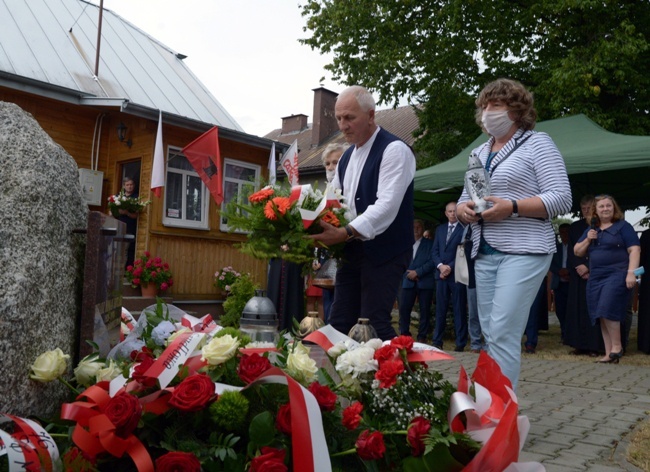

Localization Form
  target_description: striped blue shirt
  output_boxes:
[458,129,572,257]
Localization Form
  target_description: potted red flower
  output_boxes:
[126,251,173,296]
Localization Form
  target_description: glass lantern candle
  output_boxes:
[239,290,279,343]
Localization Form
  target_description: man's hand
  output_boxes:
[439,264,451,279]
[308,220,348,247]
[575,264,589,280]
[406,270,418,281]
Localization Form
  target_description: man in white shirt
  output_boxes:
[310,86,416,340]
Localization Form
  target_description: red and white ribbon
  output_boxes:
[250,368,331,472]
[179,313,219,335]
[0,414,58,472]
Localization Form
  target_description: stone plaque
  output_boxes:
[79,211,132,359]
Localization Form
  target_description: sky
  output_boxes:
[100,0,339,137]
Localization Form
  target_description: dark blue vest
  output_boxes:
[338,128,414,264]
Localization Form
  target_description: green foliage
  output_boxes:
[209,391,250,432]
[220,274,258,328]
[300,0,650,163]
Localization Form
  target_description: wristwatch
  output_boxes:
[344,225,355,241]
[511,200,519,217]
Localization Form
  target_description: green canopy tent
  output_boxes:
[413,114,650,221]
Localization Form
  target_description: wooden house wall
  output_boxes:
[1,88,270,298]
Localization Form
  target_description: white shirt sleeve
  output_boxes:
[351,141,416,240]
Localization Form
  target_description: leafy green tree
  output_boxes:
[300,0,650,168]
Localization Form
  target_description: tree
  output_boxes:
[300,0,650,168]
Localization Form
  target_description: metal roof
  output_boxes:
[0,0,243,131]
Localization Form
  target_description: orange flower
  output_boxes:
[321,210,340,227]
[249,187,274,204]
[264,197,291,220]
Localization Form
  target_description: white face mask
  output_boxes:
[326,169,336,182]
[482,110,514,138]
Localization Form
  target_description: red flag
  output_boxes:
[182,127,223,205]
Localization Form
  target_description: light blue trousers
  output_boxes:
[475,252,552,390]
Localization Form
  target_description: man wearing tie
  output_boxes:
[432,201,468,351]
[398,220,436,342]
[551,223,571,343]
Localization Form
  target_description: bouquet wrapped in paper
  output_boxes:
[223,183,351,265]
[107,189,151,218]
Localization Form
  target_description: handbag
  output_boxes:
[454,225,471,285]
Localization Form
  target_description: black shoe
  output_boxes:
[433,343,443,350]
[416,337,427,344]
[609,350,624,360]
[524,344,536,354]
[454,346,465,352]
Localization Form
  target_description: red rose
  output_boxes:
[275,403,292,435]
[104,392,142,437]
[250,447,287,472]
[374,345,398,366]
[390,335,414,352]
[375,359,404,388]
[342,401,364,430]
[155,451,201,472]
[355,430,386,460]
[407,416,431,456]
[238,353,272,384]
[308,382,337,411]
[131,355,156,387]
[168,373,216,412]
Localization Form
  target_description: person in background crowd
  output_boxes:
[309,85,416,340]
[431,202,468,351]
[398,219,436,342]
[551,223,571,343]
[464,225,483,353]
[311,143,347,323]
[522,279,547,354]
[267,256,305,332]
[637,228,650,354]
[564,195,603,356]
[574,194,640,363]
[118,176,139,269]
[456,78,572,389]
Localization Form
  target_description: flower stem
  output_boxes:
[58,377,80,396]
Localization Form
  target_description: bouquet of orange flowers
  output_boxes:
[223,183,350,265]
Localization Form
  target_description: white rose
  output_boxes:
[74,355,104,387]
[201,334,240,365]
[363,339,383,350]
[95,359,122,382]
[30,348,69,382]
[286,342,318,384]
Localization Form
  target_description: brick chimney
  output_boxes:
[311,87,339,146]
[281,114,308,134]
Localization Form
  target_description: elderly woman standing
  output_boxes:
[574,195,640,363]
[456,78,572,389]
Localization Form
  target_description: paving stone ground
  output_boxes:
[434,351,650,472]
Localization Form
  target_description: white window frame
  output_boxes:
[162,146,210,230]
[220,158,261,232]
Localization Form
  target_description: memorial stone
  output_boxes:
[0,102,87,416]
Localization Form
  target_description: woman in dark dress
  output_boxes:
[637,229,650,353]
[564,195,603,355]
[574,195,640,363]
[118,177,139,268]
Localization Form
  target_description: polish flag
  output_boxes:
[151,110,165,197]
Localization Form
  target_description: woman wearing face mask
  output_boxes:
[456,78,572,389]
[309,143,347,323]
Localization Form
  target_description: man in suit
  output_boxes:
[432,201,468,351]
[309,85,416,340]
[550,223,571,343]
[399,219,436,342]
